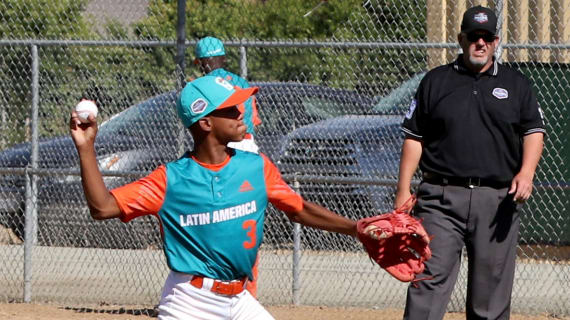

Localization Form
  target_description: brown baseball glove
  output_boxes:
[356,195,432,282]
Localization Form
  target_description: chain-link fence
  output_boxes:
[0,0,568,318]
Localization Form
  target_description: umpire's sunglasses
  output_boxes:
[466,32,497,43]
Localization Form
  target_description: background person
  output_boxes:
[70,75,358,319]
[394,6,546,320]
[194,36,261,154]
[195,35,263,295]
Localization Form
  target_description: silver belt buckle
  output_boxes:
[468,177,480,188]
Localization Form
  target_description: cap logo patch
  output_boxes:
[206,48,223,56]
[492,88,508,99]
[405,99,417,119]
[191,98,208,114]
[215,76,234,91]
[474,12,488,24]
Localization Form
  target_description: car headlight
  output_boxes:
[58,153,128,184]
[98,154,124,171]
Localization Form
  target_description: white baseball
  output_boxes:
[75,99,98,123]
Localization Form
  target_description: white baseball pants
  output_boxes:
[158,271,274,320]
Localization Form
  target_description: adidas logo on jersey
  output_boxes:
[239,180,254,192]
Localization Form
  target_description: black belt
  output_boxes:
[422,172,510,189]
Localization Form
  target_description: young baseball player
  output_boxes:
[194,36,263,296]
[69,75,357,320]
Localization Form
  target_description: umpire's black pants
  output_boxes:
[403,182,521,320]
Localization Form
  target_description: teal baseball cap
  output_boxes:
[195,36,226,58]
[177,76,258,128]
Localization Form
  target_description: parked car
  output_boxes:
[0,82,373,249]
[254,82,375,247]
[0,91,184,249]
[279,63,570,249]
[276,74,425,250]
[253,81,373,162]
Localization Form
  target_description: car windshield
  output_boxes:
[370,72,426,115]
[301,95,368,119]
[97,91,179,138]
[254,82,373,133]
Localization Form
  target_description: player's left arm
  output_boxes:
[261,154,357,237]
[286,201,357,237]
[508,132,544,202]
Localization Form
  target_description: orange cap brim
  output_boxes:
[217,87,259,110]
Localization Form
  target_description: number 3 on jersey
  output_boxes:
[242,219,257,249]
[241,220,257,249]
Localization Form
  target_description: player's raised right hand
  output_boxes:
[69,110,98,150]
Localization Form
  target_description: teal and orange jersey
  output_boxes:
[207,68,260,135]
[110,150,302,281]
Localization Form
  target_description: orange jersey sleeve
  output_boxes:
[261,154,303,213]
[110,165,167,223]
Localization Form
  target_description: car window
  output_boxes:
[93,91,191,170]
[255,83,372,133]
[301,95,369,119]
[371,73,425,115]
[98,91,179,138]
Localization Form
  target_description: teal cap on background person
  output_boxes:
[195,36,226,58]
[177,76,258,128]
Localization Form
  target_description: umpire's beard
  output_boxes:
[468,55,490,70]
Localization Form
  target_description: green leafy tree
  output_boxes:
[0,0,178,145]
[0,0,428,146]
[132,0,426,92]
[133,0,364,82]
[326,0,428,96]
[0,0,91,146]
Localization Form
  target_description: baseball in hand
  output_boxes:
[75,99,98,123]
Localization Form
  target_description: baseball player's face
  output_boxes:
[460,31,498,71]
[208,106,247,141]
[197,56,225,74]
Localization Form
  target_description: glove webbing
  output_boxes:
[399,194,434,285]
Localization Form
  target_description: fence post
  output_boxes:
[175,0,187,89]
[496,0,505,62]
[23,44,40,303]
[240,45,247,79]
[292,177,301,306]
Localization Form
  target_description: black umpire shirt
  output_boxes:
[402,55,546,182]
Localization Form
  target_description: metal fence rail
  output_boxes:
[0,0,568,317]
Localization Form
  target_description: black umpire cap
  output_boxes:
[461,6,497,35]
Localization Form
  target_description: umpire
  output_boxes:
[394,5,546,320]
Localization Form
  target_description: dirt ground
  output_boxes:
[1,303,568,320]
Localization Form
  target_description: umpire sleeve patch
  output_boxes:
[405,99,417,119]
[538,106,545,124]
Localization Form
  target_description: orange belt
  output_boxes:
[190,275,247,296]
